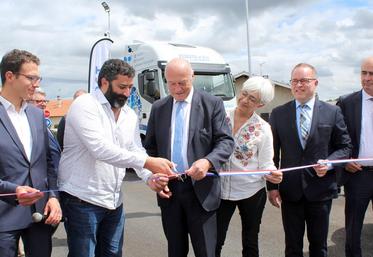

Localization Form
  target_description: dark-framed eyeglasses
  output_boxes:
[241,91,261,104]
[16,73,42,84]
[289,78,316,86]
[34,99,49,104]
[27,99,49,104]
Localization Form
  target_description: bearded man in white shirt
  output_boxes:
[58,59,174,257]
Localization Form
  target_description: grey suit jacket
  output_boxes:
[0,103,57,232]
[144,89,234,211]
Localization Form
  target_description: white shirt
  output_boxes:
[0,96,32,160]
[221,109,276,200]
[170,87,193,172]
[58,89,151,210]
[358,89,373,166]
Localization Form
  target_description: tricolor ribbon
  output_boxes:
[169,157,373,179]
[2,158,373,197]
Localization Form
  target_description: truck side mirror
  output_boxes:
[144,71,159,99]
[145,72,155,81]
[146,81,156,97]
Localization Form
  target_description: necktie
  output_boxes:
[300,104,310,146]
[172,101,186,172]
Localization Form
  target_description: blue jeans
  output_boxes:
[61,192,125,257]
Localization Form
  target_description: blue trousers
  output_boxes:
[61,192,125,257]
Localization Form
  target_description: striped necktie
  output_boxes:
[172,101,186,172]
[300,104,310,146]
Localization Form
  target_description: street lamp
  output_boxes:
[245,0,252,76]
[101,2,111,38]
[260,62,265,76]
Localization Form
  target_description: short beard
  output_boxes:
[104,82,128,108]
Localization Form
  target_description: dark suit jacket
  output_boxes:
[144,89,234,211]
[268,99,351,202]
[0,103,57,232]
[336,90,363,185]
[48,128,61,171]
[56,115,65,151]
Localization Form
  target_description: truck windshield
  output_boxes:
[163,73,235,100]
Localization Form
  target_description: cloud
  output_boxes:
[0,0,372,101]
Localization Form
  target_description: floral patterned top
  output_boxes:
[221,109,276,200]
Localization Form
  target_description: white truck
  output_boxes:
[124,41,236,139]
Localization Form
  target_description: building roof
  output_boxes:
[46,99,73,117]
[234,71,290,89]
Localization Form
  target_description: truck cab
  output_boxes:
[124,41,236,138]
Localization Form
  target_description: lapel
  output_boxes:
[354,91,363,148]
[290,101,303,150]
[188,90,201,147]
[307,98,320,146]
[25,106,38,164]
[0,102,29,162]
[163,97,173,160]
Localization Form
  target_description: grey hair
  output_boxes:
[73,89,87,99]
[291,63,317,78]
[34,87,46,95]
[241,76,275,105]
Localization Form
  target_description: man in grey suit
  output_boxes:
[144,58,234,257]
[337,56,373,257]
[0,49,61,257]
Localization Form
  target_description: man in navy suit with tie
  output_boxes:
[144,58,234,257]
[337,56,373,257]
[267,63,351,257]
[0,49,61,257]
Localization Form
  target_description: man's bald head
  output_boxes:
[165,58,194,101]
[361,56,373,97]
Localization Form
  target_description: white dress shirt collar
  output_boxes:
[0,95,28,113]
[92,87,110,105]
[173,87,194,104]
[362,89,373,102]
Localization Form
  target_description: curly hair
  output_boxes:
[97,59,135,88]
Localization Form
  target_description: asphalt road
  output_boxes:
[51,173,373,257]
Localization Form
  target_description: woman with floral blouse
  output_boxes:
[216,76,283,257]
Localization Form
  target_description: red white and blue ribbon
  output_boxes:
[1,158,373,197]
[167,157,373,179]
[210,157,373,177]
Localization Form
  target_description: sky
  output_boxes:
[0,0,372,100]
